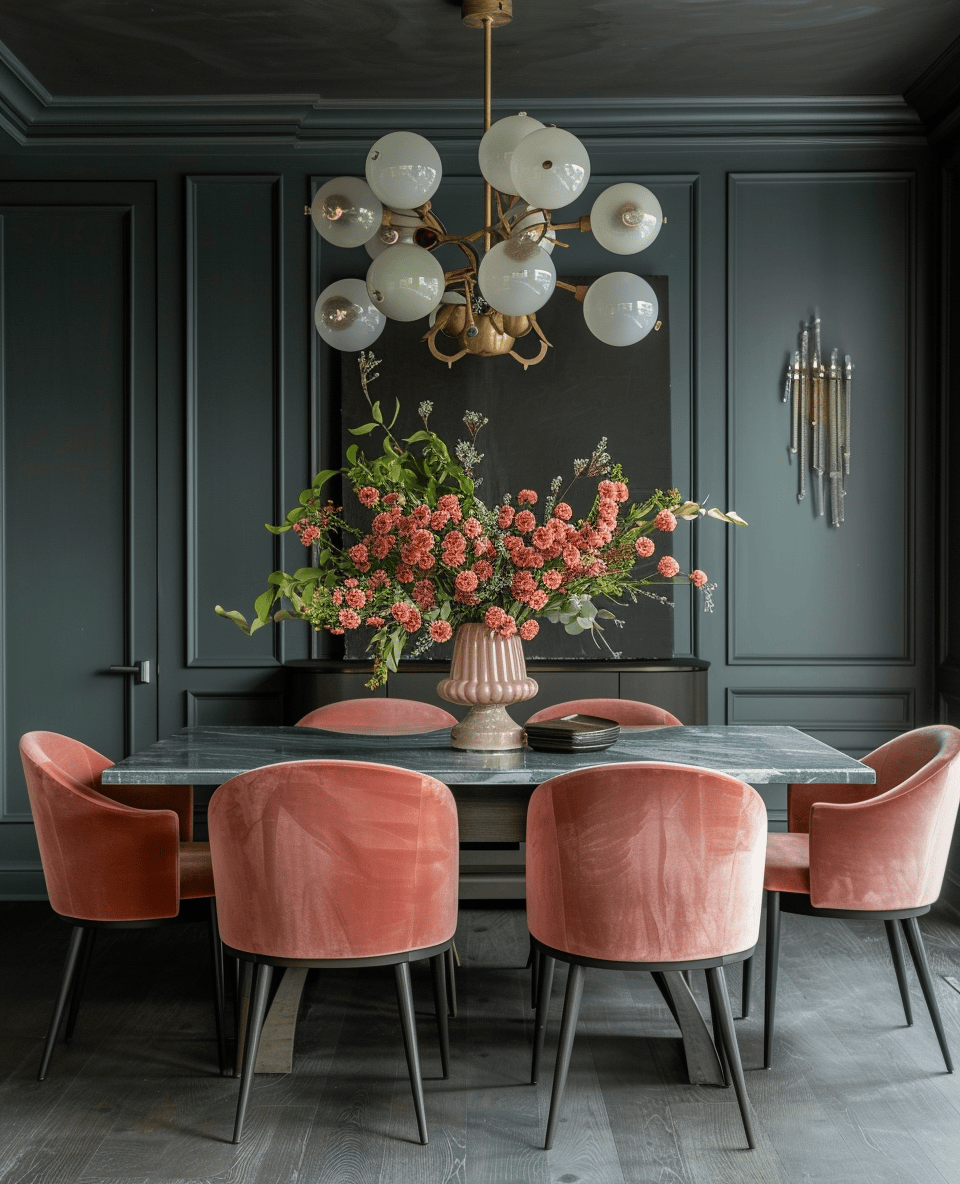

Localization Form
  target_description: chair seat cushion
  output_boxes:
[179,842,214,899]
[763,832,811,895]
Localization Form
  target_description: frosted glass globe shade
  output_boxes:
[583,273,658,346]
[366,244,445,322]
[505,202,556,255]
[310,177,383,248]
[365,132,442,209]
[509,127,591,210]
[314,279,385,351]
[590,183,663,255]
[477,238,556,317]
[478,114,544,194]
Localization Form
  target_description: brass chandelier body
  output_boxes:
[310,0,664,368]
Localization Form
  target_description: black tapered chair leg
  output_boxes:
[531,952,556,1084]
[207,899,229,1075]
[741,953,754,1019]
[681,969,692,987]
[705,969,730,1088]
[430,952,451,1079]
[901,916,954,1073]
[63,928,96,1045]
[763,891,781,1070]
[444,944,458,1019]
[884,919,913,1027]
[706,966,757,1149]
[234,959,254,1078]
[232,962,273,1143]
[395,961,429,1144]
[544,962,585,1151]
[530,944,540,1010]
[38,926,86,1081]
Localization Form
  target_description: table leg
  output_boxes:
[657,970,725,1086]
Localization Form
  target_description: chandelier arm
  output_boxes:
[556,280,590,302]
[508,337,550,369]
[549,215,593,234]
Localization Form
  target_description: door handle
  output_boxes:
[108,660,151,684]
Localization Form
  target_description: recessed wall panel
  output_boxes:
[187,176,281,667]
[728,174,913,664]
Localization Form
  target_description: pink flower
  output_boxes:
[300,525,320,546]
[348,544,370,572]
[654,510,678,533]
[598,480,617,499]
[410,505,431,525]
[396,564,414,583]
[519,620,539,641]
[532,527,554,550]
[345,588,366,609]
[382,493,403,507]
[562,545,581,567]
[344,578,358,588]
[542,569,563,589]
[498,615,518,638]
[328,627,345,635]
[370,537,391,560]
[527,589,549,610]
[614,481,630,502]
[357,486,379,508]
[463,517,482,538]
[412,579,436,608]
[485,606,507,631]
[430,620,453,643]
[515,509,537,534]
[472,560,494,581]
[517,489,538,505]
[365,615,385,627]
[690,569,709,587]
[455,570,479,593]
[403,606,422,633]
[369,569,389,587]
[372,513,394,536]
[332,589,343,606]
[497,505,515,529]
[658,555,680,578]
[437,494,463,522]
[430,509,450,531]
[554,502,573,521]
[635,536,655,558]
[338,609,361,629]
[391,602,412,625]
[417,553,435,570]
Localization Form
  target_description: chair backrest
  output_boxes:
[296,698,458,733]
[525,698,682,727]
[19,731,181,921]
[526,762,766,964]
[799,725,960,911]
[208,760,459,961]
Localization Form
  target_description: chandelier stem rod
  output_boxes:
[483,14,493,254]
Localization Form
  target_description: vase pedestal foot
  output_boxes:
[450,703,525,752]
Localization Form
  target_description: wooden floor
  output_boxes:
[2,901,960,1183]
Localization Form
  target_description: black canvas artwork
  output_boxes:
[338,276,672,659]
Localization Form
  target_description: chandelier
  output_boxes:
[310,0,664,368]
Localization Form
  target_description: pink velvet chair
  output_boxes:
[296,695,461,1017]
[759,724,960,1072]
[208,758,459,1145]
[296,697,457,733]
[526,761,766,1150]
[19,731,226,1080]
[525,697,682,727]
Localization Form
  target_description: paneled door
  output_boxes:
[0,182,156,892]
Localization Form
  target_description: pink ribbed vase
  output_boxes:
[437,622,539,751]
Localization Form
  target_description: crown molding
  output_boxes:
[904,33,960,145]
[0,42,926,149]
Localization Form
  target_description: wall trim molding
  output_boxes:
[0,48,927,150]
[904,34,960,145]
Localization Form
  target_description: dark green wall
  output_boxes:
[0,110,940,896]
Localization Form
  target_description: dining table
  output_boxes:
[103,722,875,1084]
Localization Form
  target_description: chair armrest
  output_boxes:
[787,781,879,833]
[808,790,947,911]
[98,784,194,840]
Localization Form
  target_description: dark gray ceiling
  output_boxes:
[0,0,958,104]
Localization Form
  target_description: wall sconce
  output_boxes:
[784,316,853,527]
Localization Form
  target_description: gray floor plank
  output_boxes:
[4,903,960,1184]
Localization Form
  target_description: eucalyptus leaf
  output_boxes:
[254,590,276,622]
[214,605,251,633]
[265,523,291,535]
[348,422,377,436]
[293,567,320,582]
[312,468,339,491]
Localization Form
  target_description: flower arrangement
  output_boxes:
[216,353,746,687]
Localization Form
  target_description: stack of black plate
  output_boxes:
[524,714,621,753]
